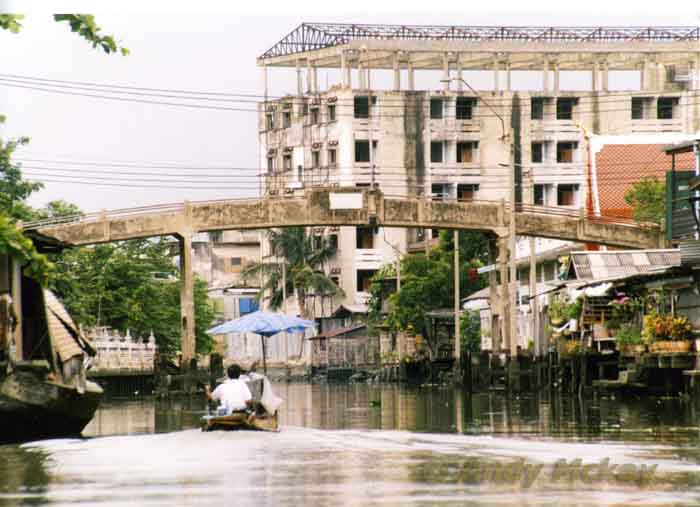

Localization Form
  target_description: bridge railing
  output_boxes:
[22,190,660,233]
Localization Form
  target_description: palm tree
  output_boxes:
[242,227,343,320]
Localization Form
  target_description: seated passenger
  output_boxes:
[204,364,252,415]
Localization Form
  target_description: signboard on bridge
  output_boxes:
[329,193,363,210]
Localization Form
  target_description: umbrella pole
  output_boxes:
[261,335,267,375]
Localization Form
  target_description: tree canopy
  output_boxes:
[624,177,666,224]
[369,230,488,346]
[243,227,342,319]
[51,239,214,353]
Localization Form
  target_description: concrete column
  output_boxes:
[11,259,22,360]
[528,237,539,357]
[592,61,599,91]
[543,57,550,92]
[407,60,415,91]
[311,64,318,93]
[262,65,268,100]
[341,51,350,88]
[505,60,512,92]
[443,53,450,91]
[694,54,700,90]
[488,238,500,352]
[306,60,313,94]
[553,62,560,95]
[457,61,464,91]
[493,56,500,92]
[178,227,196,367]
[453,230,460,362]
[602,58,609,92]
[296,60,303,96]
[392,52,401,91]
[358,61,367,89]
[498,236,510,352]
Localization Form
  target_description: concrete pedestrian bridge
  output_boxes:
[25,187,660,249]
[22,187,663,364]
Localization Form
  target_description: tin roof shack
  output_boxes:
[309,324,376,370]
[1,235,103,442]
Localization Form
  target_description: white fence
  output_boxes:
[87,327,157,374]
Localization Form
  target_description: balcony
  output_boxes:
[629,119,683,134]
[355,291,371,306]
[355,249,386,270]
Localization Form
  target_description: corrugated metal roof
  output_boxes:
[44,290,95,360]
[571,249,680,281]
[310,324,367,340]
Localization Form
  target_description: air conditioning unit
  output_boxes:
[329,226,340,233]
[330,267,341,275]
[283,146,293,153]
[326,96,338,104]
[328,140,339,146]
[284,188,296,195]
[268,189,279,196]
[312,142,322,150]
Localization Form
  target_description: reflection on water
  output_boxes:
[2,384,700,506]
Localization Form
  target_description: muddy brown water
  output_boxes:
[2,383,700,506]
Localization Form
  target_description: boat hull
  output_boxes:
[201,411,279,433]
[0,369,103,442]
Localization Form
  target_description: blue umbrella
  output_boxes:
[206,311,316,374]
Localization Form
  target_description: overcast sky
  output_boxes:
[0,1,698,213]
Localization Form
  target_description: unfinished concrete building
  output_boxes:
[257,23,700,316]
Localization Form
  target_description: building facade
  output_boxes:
[257,23,700,320]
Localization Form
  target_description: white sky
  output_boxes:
[0,0,698,213]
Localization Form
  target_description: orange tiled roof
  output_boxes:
[595,144,695,218]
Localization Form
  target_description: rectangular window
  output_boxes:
[631,97,644,120]
[312,151,320,169]
[557,184,579,206]
[327,148,337,167]
[356,269,377,293]
[354,96,369,119]
[556,142,577,163]
[531,97,545,120]
[239,297,259,316]
[532,142,544,163]
[267,157,275,173]
[556,97,577,120]
[302,103,308,116]
[430,98,443,119]
[356,227,374,249]
[329,234,338,250]
[283,154,292,171]
[431,183,447,201]
[230,257,242,266]
[456,97,475,120]
[457,141,478,163]
[229,257,243,273]
[355,140,370,163]
[457,184,479,202]
[265,111,275,130]
[430,141,444,163]
[657,97,678,120]
[534,184,546,206]
[310,107,319,125]
[327,104,336,122]
[282,110,291,128]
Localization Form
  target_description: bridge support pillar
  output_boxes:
[488,238,501,352]
[498,236,510,353]
[178,230,196,369]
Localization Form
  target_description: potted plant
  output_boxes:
[645,312,693,353]
[548,295,568,327]
[615,323,645,355]
[566,298,582,333]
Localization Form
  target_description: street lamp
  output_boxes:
[442,77,518,362]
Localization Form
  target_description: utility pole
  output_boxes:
[453,229,461,365]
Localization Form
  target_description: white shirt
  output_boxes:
[211,378,252,413]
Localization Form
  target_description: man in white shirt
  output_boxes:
[204,364,252,415]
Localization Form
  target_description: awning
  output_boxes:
[44,290,96,361]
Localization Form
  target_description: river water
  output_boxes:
[2,383,700,506]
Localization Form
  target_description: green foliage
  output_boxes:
[0,14,24,33]
[53,15,129,55]
[242,228,342,319]
[566,298,582,320]
[624,177,665,224]
[30,200,83,221]
[547,295,569,324]
[0,213,53,286]
[460,309,481,354]
[51,240,214,354]
[367,263,396,326]
[382,230,489,345]
[0,134,43,221]
[615,323,643,347]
